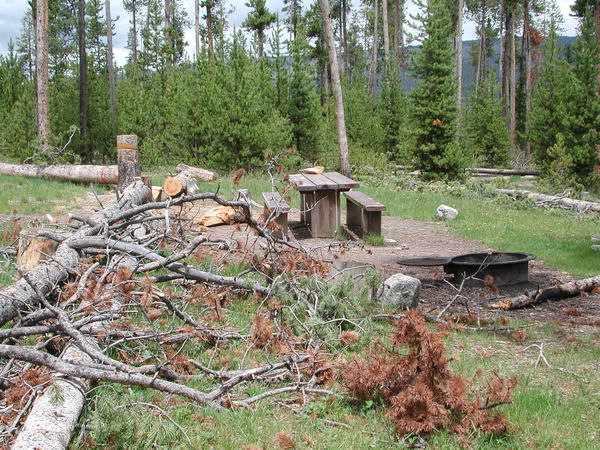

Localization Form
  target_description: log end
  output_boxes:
[163,177,184,198]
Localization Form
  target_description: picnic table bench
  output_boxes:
[288,171,359,238]
[343,191,386,236]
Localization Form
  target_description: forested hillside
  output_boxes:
[0,0,598,188]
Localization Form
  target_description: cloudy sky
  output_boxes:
[0,0,581,65]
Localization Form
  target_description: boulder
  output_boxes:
[436,204,458,220]
[378,273,420,309]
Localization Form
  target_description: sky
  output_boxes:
[0,0,582,66]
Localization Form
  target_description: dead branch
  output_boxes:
[491,275,600,310]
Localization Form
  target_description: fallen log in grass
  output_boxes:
[0,162,118,184]
[498,189,600,213]
[491,275,600,310]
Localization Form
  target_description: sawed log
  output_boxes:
[0,162,118,184]
[163,163,218,198]
[491,275,600,310]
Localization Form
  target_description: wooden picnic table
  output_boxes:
[288,171,359,238]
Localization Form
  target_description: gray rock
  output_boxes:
[378,273,421,309]
[592,245,600,252]
[436,204,458,220]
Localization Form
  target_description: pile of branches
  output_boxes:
[0,180,339,448]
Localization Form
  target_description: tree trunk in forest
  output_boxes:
[523,0,532,157]
[258,29,265,59]
[106,0,118,133]
[509,13,517,151]
[475,0,487,89]
[491,275,600,310]
[132,0,138,65]
[394,0,405,76]
[501,4,516,151]
[368,0,379,95]
[498,0,504,89]
[0,163,118,184]
[455,0,464,112]
[195,0,200,60]
[78,0,91,163]
[382,0,390,59]
[206,0,214,57]
[36,0,50,150]
[319,0,351,177]
[0,181,151,327]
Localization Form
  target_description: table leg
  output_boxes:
[310,191,339,238]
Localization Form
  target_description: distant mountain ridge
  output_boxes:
[400,36,577,94]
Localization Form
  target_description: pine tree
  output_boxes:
[243,0,277,58]
[140,0,165,72]
[410,0,463,180]
[463,72,510,167]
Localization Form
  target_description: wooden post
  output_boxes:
[117,135,140,192]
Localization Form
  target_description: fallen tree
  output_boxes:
[499,189,600,214]
[163,163,218,197]
[491,275,600,310]
[0,162,118,184]
[468,167,541,176]
[0,180,151,326]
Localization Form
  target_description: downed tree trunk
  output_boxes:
[16,228,60,271]
[0,162,118,184]
[491,275,600,310]
[12,257,137,450]
[468,167,541,176]
[163,164,217,198]
[0,180,151,327]
[499,189,600,214]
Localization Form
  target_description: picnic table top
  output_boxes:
[288,171,359,192]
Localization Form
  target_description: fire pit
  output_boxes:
[398,252,535,287]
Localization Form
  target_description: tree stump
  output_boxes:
[117,135,140,192]
[16,229,59,272]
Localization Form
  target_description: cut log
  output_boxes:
[468,167,541,176]
[12,257,137,450]
[117,134,141,191]
[498,189,600,214]
[198,206,244,227]
[0,162,118,184]
[163,164,217,198]
[16,229,60,272]
[0,180,151,327]
[491,275,600,310]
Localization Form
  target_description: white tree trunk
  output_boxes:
[0,163,118,184]
[382,0,390,59]
[319,0,351,177]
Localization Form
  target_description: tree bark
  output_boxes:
[475,0,487,90]
[17,229,60,272]
[368,0,379,95]
[106,0,118,133]
[78,0,91,163]
[36,0,50,150]
[522,0,532,157]
[0,162,118,184]
[319,0,351,177]
[0,180,150,327]
[382,0,390,59]
[455,0,464,112]
[195,0,200,60]
[117,134,141,191]
[206,0,214,57]
[491,275,600,310]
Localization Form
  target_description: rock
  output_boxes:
[378,273,420,309]
[436,204,458,220]
[592,245,600,252]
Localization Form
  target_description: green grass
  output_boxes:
[363,232,385,247]
[0,174,107,216]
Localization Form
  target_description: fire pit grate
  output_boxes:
[398,252,535,286]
